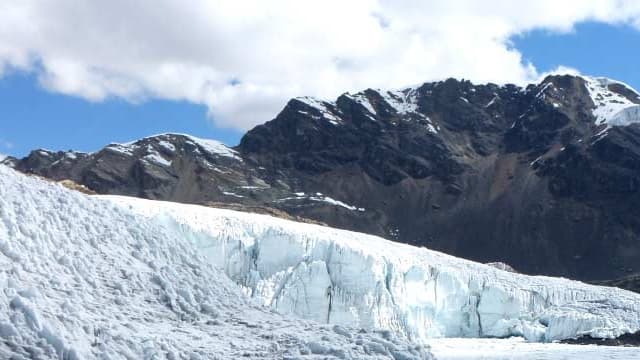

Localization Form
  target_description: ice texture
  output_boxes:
[104,195,640,344]
[0,165,432,359]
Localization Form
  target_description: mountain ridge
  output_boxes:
[6,73,640,281]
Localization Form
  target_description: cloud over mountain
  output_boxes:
[1,0,640,129]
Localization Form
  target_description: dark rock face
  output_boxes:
[5,135,289,205]
[594,274,640,294]
[561,331,640,346]
[6,74,640,281]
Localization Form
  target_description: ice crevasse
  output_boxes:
[103,195,640,343]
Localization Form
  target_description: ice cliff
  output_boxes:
[103,195,640,343]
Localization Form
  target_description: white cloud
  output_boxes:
[538,65,583,81]
[1,0,640,130]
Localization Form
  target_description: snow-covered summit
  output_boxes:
[582,76,640,127]
[293,85,438,133]
[107,133,241,161]
[0,165,432,359]
[103,194,640,344]
[293,75,640,132]
[293,96,344,125]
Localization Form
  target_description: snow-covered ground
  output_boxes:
[429,338,640,360]
[0,165,432,359]
[100,195,640,344]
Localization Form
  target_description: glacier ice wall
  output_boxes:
[103,196,640,343]
[0,166,432,359]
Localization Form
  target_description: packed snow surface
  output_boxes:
[102,195,640,344]
[346,93,377,115]
[0,166,432,359]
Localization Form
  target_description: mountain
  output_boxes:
[0,165,434,359]
[6,74,640,281]
[595,273,640,294]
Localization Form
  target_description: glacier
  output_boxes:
[0,165,433,359]
[102,194,640,344]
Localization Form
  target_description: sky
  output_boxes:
[2,1,640,157]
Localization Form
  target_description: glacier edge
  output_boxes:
[102,195,640,343]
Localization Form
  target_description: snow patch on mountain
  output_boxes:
[0,166,432,359]
[346,93,377,115]
[485,94,499,108]
[104,143,135,156]
[535,82,554,99]
[294,86,440,133]
[379,88,421,115]
[102,195,640,344]
[278,192,365,211]
[183,134,242,161]
[313,195,365,212]
[157,140,176,153]
[584,76,640,127]
[379,87,437,133]
[143,152,172,167]
[295,97,343,125]
[107,133,241,161]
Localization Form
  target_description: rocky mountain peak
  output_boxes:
[7,74,640,281]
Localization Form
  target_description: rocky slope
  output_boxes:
[595,274,640,294]
[6,74,640,281]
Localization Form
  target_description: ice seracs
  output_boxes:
[0,165,432,359]
[103,195,640,344]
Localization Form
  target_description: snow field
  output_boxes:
[0,166,432,359]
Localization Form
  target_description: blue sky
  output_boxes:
[0,73,243,156]
[1,21,639,157]
[512,22,639,85]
